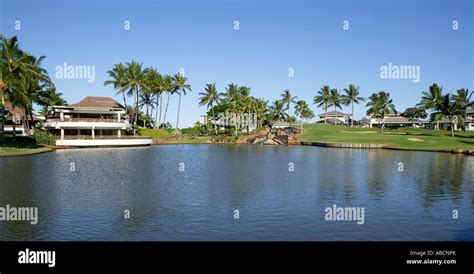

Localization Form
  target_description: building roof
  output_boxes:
[316,118,346,125]
[70,96,125,109]
[319,111,351,117]
[467,108,474,114]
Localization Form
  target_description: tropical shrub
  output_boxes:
[32,131,56,145]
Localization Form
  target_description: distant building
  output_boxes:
[465,108,474,131]
[369,111,424,128]
[318,111,352,125]
[198,115,208,126]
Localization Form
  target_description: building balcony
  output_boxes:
[45,119,131,130]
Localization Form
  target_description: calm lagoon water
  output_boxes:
[0,145,473,241]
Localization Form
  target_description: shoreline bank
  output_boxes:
[0,146,54,158]
[2,136,473,157]
[299,140,473,155]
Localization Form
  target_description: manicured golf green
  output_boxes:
[301,124,474,152]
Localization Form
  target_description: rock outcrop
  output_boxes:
[244,126,301,145]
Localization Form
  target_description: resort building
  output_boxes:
[317,111,352,125]
[44,96,152,147]
[45,96,130,139]
[369,111,424,128]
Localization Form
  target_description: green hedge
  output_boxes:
[32,131,56,145]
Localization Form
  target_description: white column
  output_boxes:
[118,129,121,137]
[118,113,121,122]
[60,129,64,140]
[92,128,95,139]
[60,111,64,122]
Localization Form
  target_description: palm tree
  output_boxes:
[329,88,342,124]
[104,63,128,108]
[418,83,443,130]
[221,83,240,106]
[138,90,155,118]
[173,74,191,130]
[439,94,464,137]
[281,89,297,117]
[145,68,164,128]
[238,86,250,98]
[269,100,288,122]
[0,35,51,142]
[162,74,175,127]
[454,88,472,129]
[254,98,269,128]
[366,91,395,134]
[122,61,146,127]
[342,84,365,127]
[37,86,66,112]
[294,100,314,132]
[241,96,256,133]
[198,83,220,134]
[313,85,331,124]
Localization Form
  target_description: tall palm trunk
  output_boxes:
[135,86,139,126]
[122,93,127,109]
[0,91,5,143]
[450,116,454,137]
[212,108,217,135]
[24,109,31,136]
[351,101,354,127]
[154,96,159,128]
[11,107,16,142]
[175,94,181,130]
[381,111,386,135]
[163,93,170,126]
[29,107,34,135]
[324,103,328,124]
[158,93,163,128]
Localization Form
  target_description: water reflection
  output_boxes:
[0,145,472,240]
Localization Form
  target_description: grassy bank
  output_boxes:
[301,124,474,152]
[0,142,54,157]
[139,128,175,138]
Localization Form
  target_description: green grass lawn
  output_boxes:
[0,142,54,157]
[138,128,175,138]
[301,124,474,152]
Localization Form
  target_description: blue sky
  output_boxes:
[1,0,473,127]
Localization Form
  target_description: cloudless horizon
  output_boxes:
[1,0,473,127]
